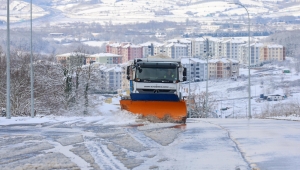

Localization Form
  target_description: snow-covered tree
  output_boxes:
[190,91,217,118]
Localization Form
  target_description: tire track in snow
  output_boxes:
[84,139,126,170]
[126,127,161,148]
[45,140,92,170]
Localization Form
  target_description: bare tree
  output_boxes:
[33,59,66,115]
[261,99,300,118]
[0,46,6,110]
[190,91,217,118]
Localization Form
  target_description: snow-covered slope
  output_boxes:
[0,0,300,25]
[0,0,49,23]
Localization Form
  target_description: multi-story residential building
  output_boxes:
[153,43,166,56]
[140,42,165,58]
[238,43,248,65]
[208,58,239,79]
[222,38,245,60]
[238,43,256,66]
[250,43,264,66]
[209,37,223,59]
[181,58,208,81]
[99,64,122,92]
[105,37,285,66]
[87,53,122,64]
[121,44,143,62]
[56,52,88,67]
[238,43,261,66]
[120,63,129,92]
[181,57,239,81]
[191,38,206,58]
[191,37,217,59]
[238,43,285,66]
[165,43,188,59]
[140,42,154,58]
[106,42,128,55]
[179,39,192,57]
[168,39,192,56]
[106,42,142,63]
[227,59,240,78]
[262,44,286,62]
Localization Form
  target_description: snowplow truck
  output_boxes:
[120,58,188,123]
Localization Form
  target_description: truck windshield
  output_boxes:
[136,68,178,82]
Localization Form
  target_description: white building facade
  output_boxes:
[165,43,188,59]
[181,58,208,81]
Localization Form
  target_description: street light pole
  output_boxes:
[6,0,11,119]
[188,57,191,118]
[205,38,209,118]
[201,37,209,118]
[230,2,251,119]
[30,0,35,118]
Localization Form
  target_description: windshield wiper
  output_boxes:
[142,79,152,82]
[156,79,172,83]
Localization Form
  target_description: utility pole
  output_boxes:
[6,0,11,119]
[205,38,209,118]
[188,57,191,118]
[30,0,35,118]
[233,100,235,118]
[229,2,251,119]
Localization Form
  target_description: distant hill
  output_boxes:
[0,0,299,25]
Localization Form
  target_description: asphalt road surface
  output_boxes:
[0,118,299,170]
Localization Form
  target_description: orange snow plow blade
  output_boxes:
[120,100,187,123]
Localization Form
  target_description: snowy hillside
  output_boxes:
[181,60,300,119]
[0,0,300,25]
[0,1,49,23]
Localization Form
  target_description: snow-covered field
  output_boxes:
[181,62,300,119]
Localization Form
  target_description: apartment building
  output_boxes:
[227,59,240,78]
[140,42,165,58]
[56,52,88,67]
[99,64,123,92]
[238,43,285,66]
[222,38,246,60]
[87,53,122,64]
[251,43,264,66]
[153,43,166,56]
[238,43,248,65]
[262,44,285,62]
[181,57,239,81]
[121,44,143,62]
[209,37,223,59]
[106,42,126,55]
[165,43,188,59]
[106,42,142,63]
[191,38,206,58]
[168,39,192,56]
[191,37,221,59]
[208,58,239,79]
[181,58,208,81]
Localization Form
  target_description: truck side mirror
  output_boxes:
[126,66,130,75]
[183,67,187,77]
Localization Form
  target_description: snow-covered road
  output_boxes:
[1,116,299,170]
